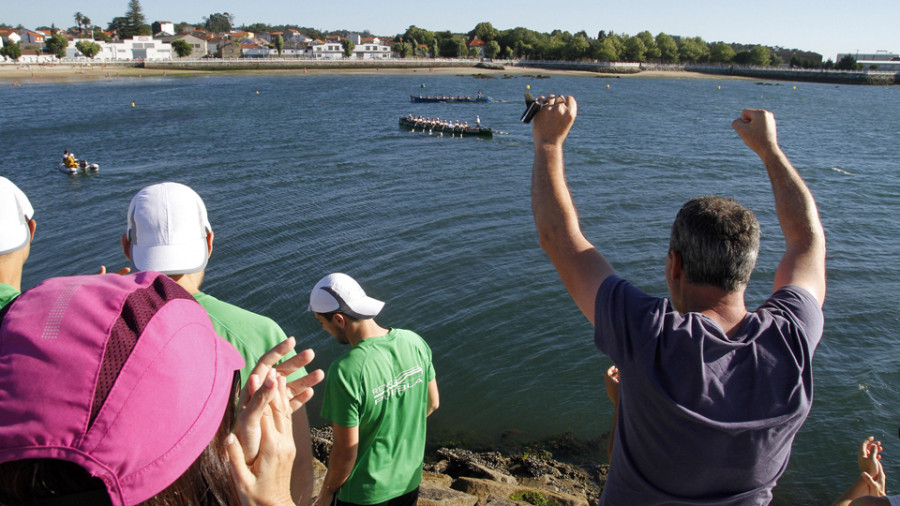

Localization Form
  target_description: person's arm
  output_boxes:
[604,365,620,463]
[313,424,359,506]
[833,437,888,506]
[291,406,314,505]
[427,378,439,417]
[531,95,615,324]
[227,369,296,506]
[732,109,826,306]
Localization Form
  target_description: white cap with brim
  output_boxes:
[126,182,211,275]
[309,273,384,319]
[0,177,34,256]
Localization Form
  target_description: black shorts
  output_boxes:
[334,486,419,506]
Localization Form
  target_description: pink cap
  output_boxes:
[0,271,244,505]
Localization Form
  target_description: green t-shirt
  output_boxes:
[193,291,305,385]
[321,328,435,504]
[0,283,20,309]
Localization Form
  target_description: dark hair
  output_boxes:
[0,376,241,506]
[669,196,760,292]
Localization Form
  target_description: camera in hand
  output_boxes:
[521,93,541,123]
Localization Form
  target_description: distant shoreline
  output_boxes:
[0,62,743,83]
[1,61,895,85]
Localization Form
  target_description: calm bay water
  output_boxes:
[2,72,898,503]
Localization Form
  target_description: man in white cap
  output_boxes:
[0,177,36,309]
[310,273,439,506]
[121,181,314,504]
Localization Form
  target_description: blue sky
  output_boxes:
[5,0,899,60]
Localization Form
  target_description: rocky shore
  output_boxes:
[309,428,608,505]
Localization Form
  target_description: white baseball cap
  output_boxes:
[309,273,384,319]
[0,177,34,256]
[126,182,211,275]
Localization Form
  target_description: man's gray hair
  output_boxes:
[669,196,760,292]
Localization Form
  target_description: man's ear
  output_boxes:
[668,250,683,281]
[27,219,36,243]
[332,313,346,328]
[206,230,214,256]
[121,233,131,260]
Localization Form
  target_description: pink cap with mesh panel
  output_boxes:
[0,271,244,506]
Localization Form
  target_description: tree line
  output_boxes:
[3,2,864,69]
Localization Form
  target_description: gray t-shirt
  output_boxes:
[595,276,824,506]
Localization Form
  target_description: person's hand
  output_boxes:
[731,108,780,157]
[236,338,323,463]
[604,365,620,405]
[858,437,884,476]
[238,337,325,413]
[98,265,131,275]
[532,94,577,148]
[227,368,296,506]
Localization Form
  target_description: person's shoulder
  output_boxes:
[193,291,286,340]
[763,285,822,315]
[194,291,274,322]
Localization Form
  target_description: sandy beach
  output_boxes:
[0,62,744,84]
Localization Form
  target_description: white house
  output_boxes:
[87,36,173,60]
[309,42,343,59]
[0,29,21,45]
[155,21,175,36]
[352,41,391,59]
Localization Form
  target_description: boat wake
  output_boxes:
[830,167,854,175]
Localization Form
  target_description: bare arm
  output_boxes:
[291,406,314,505]
[531,95,615,324]
[427,378,439,416]
[833,438,888,506]
[313,424,358,506]
[732,109,826,306]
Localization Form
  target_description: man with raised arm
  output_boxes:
[0,177,36,309]
[121,182,315,505]
[530,96,826,505]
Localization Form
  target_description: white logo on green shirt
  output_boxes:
[373,366,424,404]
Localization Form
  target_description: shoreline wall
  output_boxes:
[143,58,482,71]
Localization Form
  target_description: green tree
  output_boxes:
[594,34,623,61]
[74,12,84,35]
[123,0,150,37]
[456,39,468,58]
[171,39,192,57]
[637,31,660,60]
[82,16,92,38]
[624,35,646,62]
[432,39,439,58]
[45,33,68,58]
[341,39,354,57]
[402,25,433,47]
[709,42,735,63]
[74,40,100,57]
[749,45,771,66]
[273,34,283,56]
[484,40,500,59]
[204,12,233,33]
[0,41,22,60]
[108,0,150,39]
[835,54,858,70]
[469,22,498,43]
[563,34,589,60]
[656,32,678,62]
[678,36,709,63]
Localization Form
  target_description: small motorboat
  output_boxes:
[58,161,99,175]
